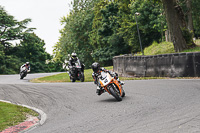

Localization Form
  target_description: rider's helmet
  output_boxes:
[91,62,100,73]
[26,62,30,65]
[71,52,77,60]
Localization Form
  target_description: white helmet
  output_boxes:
[71,53,77,59]
[26,62,30,65]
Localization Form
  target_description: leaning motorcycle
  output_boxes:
[97,71,125,101]
[68,61,84,82]
[20,67,28,79]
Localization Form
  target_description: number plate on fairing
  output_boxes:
[99,72,113,86]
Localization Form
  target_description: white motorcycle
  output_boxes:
[97,71,125,101]
[20,67,29,79]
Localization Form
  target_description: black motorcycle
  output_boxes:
[68,61,84,82]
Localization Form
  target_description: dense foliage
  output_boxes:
[55,0,165,67]
[54,0,200,68]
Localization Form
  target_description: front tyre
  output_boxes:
[80,72,84,82]
[70,76,76,82]
[20,75,24,79]
[20,72,24,79]
[109,84,122,101]
[121,88,125,97]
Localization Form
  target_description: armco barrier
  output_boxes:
[113,52,200,77]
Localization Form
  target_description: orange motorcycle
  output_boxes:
[98,71,125,101]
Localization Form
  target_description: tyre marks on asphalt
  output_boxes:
[0,84,78,121]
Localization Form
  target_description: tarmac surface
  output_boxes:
[1,73,200,133]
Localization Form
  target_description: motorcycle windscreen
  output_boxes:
[75,61,81,68]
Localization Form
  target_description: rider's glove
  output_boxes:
[94,80,98,85]
[98,83,102,89]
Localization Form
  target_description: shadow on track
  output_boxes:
[97,96,131,103]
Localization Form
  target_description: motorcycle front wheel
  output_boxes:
[70,76,76,82]
[121,88,125,97]
[108,84,122,101]
[20,73,24,79]
[80,72,84,82]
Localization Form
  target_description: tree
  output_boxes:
[90,1,130,65]
[0,6,33,74]
[191,0,200,37]
[162,0,188,52]
[56,0,99,68]
[0,44,6,73]
[0,6,61,74]
[0,6,33,49]
[18,33,51,73]
[186,0,194,33]
[54,0,200,66]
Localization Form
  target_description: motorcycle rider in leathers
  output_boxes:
[91,62,124,95]
[20,62,30,73]
[68,53,84,76]
[69,53,78,66]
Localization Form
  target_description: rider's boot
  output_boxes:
[96,86,104,95]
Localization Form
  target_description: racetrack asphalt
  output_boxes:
[1,73,200,133]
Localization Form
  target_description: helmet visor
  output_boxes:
[93,67,99,73]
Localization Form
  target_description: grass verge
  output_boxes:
[0,101,38,132]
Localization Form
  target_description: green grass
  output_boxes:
[144,41,175,55]
[144,39,200,55]
[182,46,200,52]
[0,101,38,131]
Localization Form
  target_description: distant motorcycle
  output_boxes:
[20,67,28,79]
[68,61,84,82]
[97,71,125,101]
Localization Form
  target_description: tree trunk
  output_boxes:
[165,30,172,42]
[187,0,194,34]
[162,0,187,52]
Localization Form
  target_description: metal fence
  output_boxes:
[113,52,200,77]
